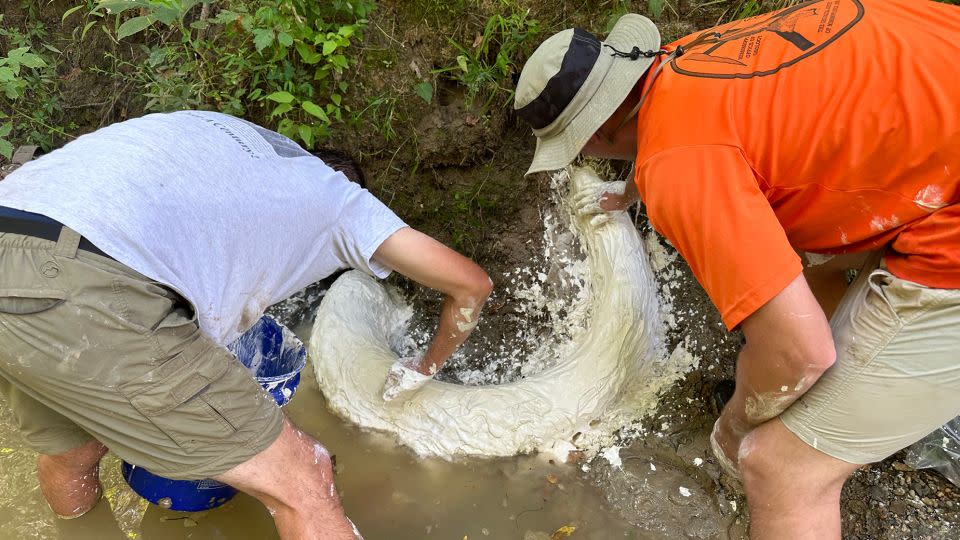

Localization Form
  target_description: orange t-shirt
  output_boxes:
[634,0,960,329]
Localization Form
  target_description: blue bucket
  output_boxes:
[122,315,306,512]
[228,315,307,407]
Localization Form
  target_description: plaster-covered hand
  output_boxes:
[382,356,432,402]
[573,180,634,227]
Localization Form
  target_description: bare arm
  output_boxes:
[713,272,837,465]
[373,227,492,375]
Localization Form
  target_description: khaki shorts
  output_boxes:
[781,255,960,464]
[0,228,283,479]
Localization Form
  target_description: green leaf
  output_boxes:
[301,100,329,122]
[321,40,337,56]
[0,138,12,160]
[96,0,149,15]
[414,81,432,104]
[62,5,86,23]
[81,20,98,41]
[265,91,295,103]
[270,102,293,117]
[298,124,313,148]
[329,55,348,69]
[253,28,274,52]
[213,9,240,25]
[277,31,293,47]
[18,54,47,69]
[42,44,62,54]
[247,88,262,100]
[117,15,154,40]
[331,94,341,106]
[456,55,469,73]
[295,42,322,64]
[0,123,11,137]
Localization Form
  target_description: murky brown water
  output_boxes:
[0,325,663,540]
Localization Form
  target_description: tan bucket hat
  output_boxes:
[514,15,661,175]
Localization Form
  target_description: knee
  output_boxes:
[41,440,108,472]
[738,422,849,502]
[288,429,338,500]
[738,428,782,494]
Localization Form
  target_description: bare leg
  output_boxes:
[738,419,860,540]
[215,418,360,540]
[38,440,108,518]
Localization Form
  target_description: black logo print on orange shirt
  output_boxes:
[671,0,864,79]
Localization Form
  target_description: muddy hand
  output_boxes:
[382,356,432,402]
[573,180,627,227]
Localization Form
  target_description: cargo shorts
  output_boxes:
[0,228,284,479]
[781,254,960,464]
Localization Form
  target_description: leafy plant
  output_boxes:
[436,7,540,110]
[0,13,69,158]
[223,1,374,147]
[83,0,375,148]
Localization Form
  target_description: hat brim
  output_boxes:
[525,15,661,176]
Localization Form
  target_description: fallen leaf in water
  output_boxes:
[545,474,559,485]
[550,525,577,539]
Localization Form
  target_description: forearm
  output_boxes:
[722,342,828,438]
[419,292,487,375]
[719,273,837,446]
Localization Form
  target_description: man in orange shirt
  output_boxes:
[515,1,960,537]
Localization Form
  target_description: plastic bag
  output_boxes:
[904,416,960,487]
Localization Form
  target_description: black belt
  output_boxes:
[0,206,113,260]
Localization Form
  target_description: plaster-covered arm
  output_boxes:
[713,271,837,470]
[373,227,492,376]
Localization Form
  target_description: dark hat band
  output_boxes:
[516,28,601,131]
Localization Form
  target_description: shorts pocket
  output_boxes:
[0,288,66,315]
[837,270,902,365]
[118,346,239,452]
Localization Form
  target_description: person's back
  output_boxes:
[634,0,960,326]
[0,110,404,344]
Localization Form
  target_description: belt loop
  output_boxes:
[54,226,82,259]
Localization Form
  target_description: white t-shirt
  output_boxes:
[0,111,407,345]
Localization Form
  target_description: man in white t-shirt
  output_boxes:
[0,111,491,539]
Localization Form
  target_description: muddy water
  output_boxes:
[0,323,666,540]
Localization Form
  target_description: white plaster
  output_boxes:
[914,185,947,211]
[310,166,681,458]
[601,446,623,470]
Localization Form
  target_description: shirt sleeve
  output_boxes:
[636,145,802,329]
[334,189,408,279]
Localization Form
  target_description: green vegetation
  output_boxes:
[435,8,540,110]
[67,0,374,149]
[0,11,71,158]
